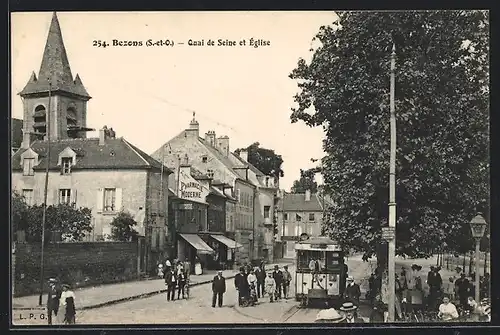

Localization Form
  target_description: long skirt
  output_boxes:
[56,306,66,324]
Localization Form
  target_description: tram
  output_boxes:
[294,235,347,307]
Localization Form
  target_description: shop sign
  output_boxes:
[179,170,209,203]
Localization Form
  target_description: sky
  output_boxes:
[11,11,338,191]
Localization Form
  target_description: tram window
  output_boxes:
[325,252,342,269]
[297,250,326,271]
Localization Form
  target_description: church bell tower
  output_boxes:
[18,12,93,148]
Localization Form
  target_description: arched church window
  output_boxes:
[33,105,46,135]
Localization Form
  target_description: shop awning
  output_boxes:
[178,234,215,254]
[210,234,243,249]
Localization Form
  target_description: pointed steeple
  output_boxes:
[38,12,73,86]
[19,12,91,99]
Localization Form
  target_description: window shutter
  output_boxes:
[71,189,78,207]
[96,188,104,212]
[115,188,123,211]
[236,189,241,202]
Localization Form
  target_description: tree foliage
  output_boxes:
[235,142,284,180]
[291,168,319,194]
[290,11,489,259]
[12,192,93,242]
[109,211,139,242]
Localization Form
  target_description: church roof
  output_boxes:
[12,137,173,173]
[19,12,91,99]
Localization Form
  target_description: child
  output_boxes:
[264,272,276,303]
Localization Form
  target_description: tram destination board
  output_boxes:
[381,227,395,241]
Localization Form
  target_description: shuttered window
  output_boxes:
[97,188,122,213]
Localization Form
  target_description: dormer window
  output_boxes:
[202,156,208,163]
[23,158,35,176]
[265,176,270,187]
[207,169,214,178]
[61,157,72,175]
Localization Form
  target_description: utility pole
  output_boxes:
[38,81,51,306]
[386,43,397,322]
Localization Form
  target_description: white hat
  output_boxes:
[315,308,345,323]
[347,276,354,281]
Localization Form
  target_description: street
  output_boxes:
[13,256,375,325]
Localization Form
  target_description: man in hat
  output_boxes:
[164,267,178,301]
[454,273,470,309]
[234,267,249,306]
[427,265,443,310]
[339,302,364,323]
[282,265,292,299]
[46,278,61,325]
[343,276,361,306]
[272,265,283,300]
[212,270,226,308]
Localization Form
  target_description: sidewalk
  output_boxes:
[12,260,293,311]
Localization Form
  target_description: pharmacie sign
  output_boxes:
[179,170,209,202]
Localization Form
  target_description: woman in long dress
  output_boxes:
[57,284,76,324]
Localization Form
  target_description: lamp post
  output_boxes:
[469,213,487,303]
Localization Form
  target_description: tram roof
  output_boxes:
[295,236,342,251]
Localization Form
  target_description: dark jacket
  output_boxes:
[370,300,386,322]
[165,271,178,286]
[455,277,470,294]
[344,283,361,303]
[427,271,442,288]
[177,272,187,285]
[234,273,249,291]
[47,286,61,313]
[340,317,365,323]
[212,275,226,293]
[272,270,283,285]
[255,268,266,282]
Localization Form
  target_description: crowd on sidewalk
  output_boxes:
[364,264,491,322]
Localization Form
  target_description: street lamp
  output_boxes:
[469,213,487,303]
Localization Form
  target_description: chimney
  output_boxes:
[205,130,216,146]
[239,149,248,162]
[99,126,108,146]
[21,128,31,149]
[216,136,229,156]
[305,189,311,202]
[185,112,199,138]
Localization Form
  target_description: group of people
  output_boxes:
[46,278,76,325]
[234,264,292,306]
[160,259,190,301]
[366,263,491,322]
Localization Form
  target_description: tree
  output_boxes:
[26,204,93,243]
[291,168,319,194]
[289,11,489,260]
[235,142,284,180]
[109,211,139,242]
[12,191,29,239]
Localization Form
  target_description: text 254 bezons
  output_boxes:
[93,39,174,48]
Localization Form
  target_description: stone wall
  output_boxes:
[13,241,139,297]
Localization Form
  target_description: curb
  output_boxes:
[13,262,293,312]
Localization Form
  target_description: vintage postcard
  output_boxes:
[10,10,490,326]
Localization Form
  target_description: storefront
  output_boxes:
[205,233,243,270]
[177,233,214,274]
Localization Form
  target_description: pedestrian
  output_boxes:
[234,267,249,306]
[46,278,61,325]
[282,265,292,299]
[177,270,187,299]
[407,264,424,311]
[247,269,258,305]
[176,261,184,276]
[272,265,283,299]
[339,302,364,323]
[58,284,76,324]
[427,266,443,310]
[165,259,172,273]
[164,267,177,301]
[265,272,276,303]
[369,294,386,323]
[454,273,470,309]
[255,266,265,298]
[437,295,459,321]
[212,270,226,308]
[343,276,361,306]
[157,263,164,279]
